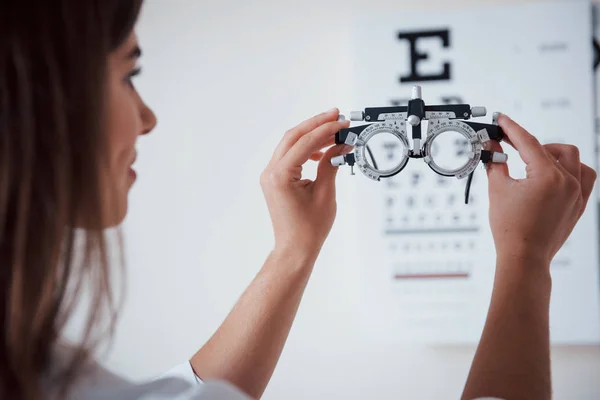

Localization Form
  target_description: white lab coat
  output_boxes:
[46,344,503,399]
[45,345,250,400]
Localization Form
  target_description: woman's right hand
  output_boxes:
[486,114,597,267]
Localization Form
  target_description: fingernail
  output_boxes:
[327,107,338,114]
[342,144,354,153]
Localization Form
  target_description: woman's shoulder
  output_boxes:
[48,342,250,399]
[45,342,132,397]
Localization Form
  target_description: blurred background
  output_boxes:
[68,0,600,399]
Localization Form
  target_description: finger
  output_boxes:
[501,135,514,148]
[579,163,597,218]
[270,108,340,164]
[543,144,581,182]
[320,135,336,148]
[280,120,350,168]
[309,151,325,161]
[485,141,512,184]
[309,136,337,161]
[497,114,551,167]
[315,144,353,192]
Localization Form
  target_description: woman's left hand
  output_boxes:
[260,108,352,260]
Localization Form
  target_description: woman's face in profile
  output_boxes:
[103,31,157,227]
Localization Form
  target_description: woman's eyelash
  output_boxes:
[126,67,142,87]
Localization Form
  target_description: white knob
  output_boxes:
[492,152,508,163]
[412,86,422,100]
[331,155,347,167]
[471,107,487,118]
[492,112,500,125]
[407,115,421,126]
[337,114,346,122]
[350,111,364,121]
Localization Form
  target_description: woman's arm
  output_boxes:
[190,108,351,399]
[462,114,597,400]
[462,255,552,400]
[190,249,315,399]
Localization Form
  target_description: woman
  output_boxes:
[0,1,596,399]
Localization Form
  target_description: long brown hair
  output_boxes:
[0,1,143,398]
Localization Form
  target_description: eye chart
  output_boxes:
[350,1,600,344]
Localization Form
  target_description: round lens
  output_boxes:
[363,130,408,173]
[428,130,472,174]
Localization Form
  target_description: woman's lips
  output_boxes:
[129,152,138,180]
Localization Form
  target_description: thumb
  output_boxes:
[485,141,511,184]
[315,144,353,190]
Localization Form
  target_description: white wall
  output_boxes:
[92,0,600,399]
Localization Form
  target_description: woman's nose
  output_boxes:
[141,102,157,135]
